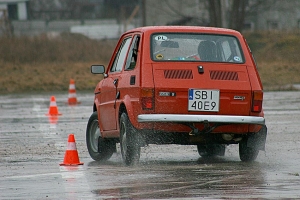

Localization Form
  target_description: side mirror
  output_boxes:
[91,65,105,74]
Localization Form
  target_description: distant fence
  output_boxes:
[9,19,136,39]
[70,24,135,40]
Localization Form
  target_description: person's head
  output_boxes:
[198,40,217,61]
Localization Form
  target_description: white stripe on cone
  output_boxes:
[68,93,77,98]
[67,142,77,150]
[50,101,57,106]
[69,84,75,90]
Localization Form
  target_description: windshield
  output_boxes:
[151,33,244,63]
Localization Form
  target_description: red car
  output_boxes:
[86,26,267,165]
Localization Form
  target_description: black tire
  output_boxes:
[86,111,116,161]
[197,144,226,157]
[120,113,141,166]
[239,138,259,162]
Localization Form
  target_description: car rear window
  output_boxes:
[151,33,244,63]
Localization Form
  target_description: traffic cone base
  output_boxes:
[46,96,62,116]
[60,134,83,166]
[67,79,80,105]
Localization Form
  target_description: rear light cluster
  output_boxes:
[141,88,154,110]
[252,91,263,112]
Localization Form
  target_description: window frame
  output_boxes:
[125,34,141,71]
[150,32,245,64]
[110,36,133,73]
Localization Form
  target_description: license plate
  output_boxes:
[188,89,220,112]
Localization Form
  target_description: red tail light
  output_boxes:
[141,89,154,110]
[252,91,263,112]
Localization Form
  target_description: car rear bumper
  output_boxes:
[137,114,265,125]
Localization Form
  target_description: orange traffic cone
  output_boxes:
[60,134,83,166]
[46,96,62,116]
[67,79,80,105]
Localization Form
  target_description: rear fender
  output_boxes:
[118,94,137,129]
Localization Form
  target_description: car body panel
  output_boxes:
[152,63,252,116]
[91,26,265,143]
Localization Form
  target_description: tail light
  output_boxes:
[141,88,154,110]
[252,91,263,112]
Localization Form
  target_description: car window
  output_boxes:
[125,35,140,70]
[110,37,132,72]
[151,33,244,63]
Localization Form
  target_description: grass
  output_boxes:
[0,31,300,94]
[0,61,103,93]
[0,33,117,94]
[244,31,300,90]
[258,61,300,90]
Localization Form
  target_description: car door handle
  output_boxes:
[116,91,120,99]
[113,78,118,87]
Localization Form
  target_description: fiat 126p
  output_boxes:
[86,26,267,165]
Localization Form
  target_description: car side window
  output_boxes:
[110,37,132,72]
[125,35,140,70]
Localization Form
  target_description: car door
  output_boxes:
[99,36,132,131]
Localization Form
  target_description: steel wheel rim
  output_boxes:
[90,119,100,152]
[121,121,127,155]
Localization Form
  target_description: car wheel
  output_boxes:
[86,111,115,161]
[120,113,141,166]
[197,144,226,157]
[239,138,259,162]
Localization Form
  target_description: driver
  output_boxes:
[198,40,217,61]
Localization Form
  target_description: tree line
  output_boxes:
[107,0,276,31]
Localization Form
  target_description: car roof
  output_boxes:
[124,26,241,35]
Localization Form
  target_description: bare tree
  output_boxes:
[207,0,247,31]
[206,0,270,31]
[229,0,246,31]
[207,0,223,27]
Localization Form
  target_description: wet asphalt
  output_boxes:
[0,91,300,199]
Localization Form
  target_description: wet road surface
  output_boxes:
[1,91,300,199]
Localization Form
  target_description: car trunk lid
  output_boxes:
[152,62,252,116]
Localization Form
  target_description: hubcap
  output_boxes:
[90,120,101,152]
[121,122,127,155]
